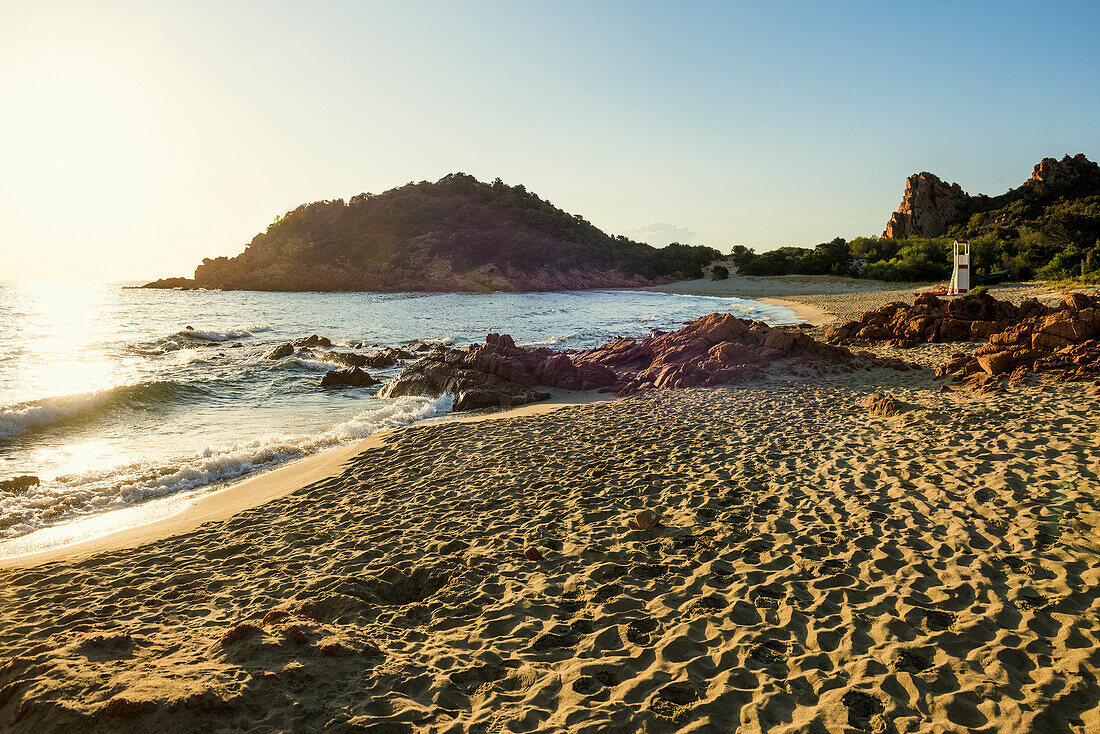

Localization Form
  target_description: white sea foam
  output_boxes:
[179,324,273,342]
[0,393,115,440]
[0,394,453,540]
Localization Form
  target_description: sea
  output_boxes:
[0,281,797,556]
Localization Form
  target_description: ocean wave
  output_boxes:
[0,381,212,441]
[131,324,273,354]
[0,394,453,539]
[517,334,575,347]
[177,324,273,342]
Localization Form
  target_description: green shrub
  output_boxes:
[711,264,729,280]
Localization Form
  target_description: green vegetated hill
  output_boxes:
[144,174,720,292]
[731,153,1100,283]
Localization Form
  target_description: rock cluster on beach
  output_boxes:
[937,292,1100,385]
[825,292,1044,348]
[381,312,905,410]
[827,289,1100,389]
[378,333,607,411]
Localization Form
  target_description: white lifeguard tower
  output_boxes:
[949,240,970,295]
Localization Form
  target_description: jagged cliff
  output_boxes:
[143,174,720,292]
[882,153,1100,240]
[883,173,970,239]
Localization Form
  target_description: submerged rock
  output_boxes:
[0,475,40,493]
[295,334,332,348]
[266,343,294,360]
[320,367,381,388]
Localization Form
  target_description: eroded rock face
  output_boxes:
[936,293,1100,385]
[1026,153,1100,197]
[825,292,1041,348]
[380,313,886,411]
[883,172,971,239]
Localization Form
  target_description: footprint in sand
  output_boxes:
[842,690,885,731]
[449,664,507,693]
[921,607,957,632]
[748,639,788,665]
[629,563,668,581]
[531,625,580,651]
[648,682,698,724]
[704,564,736,587]
[593,581,626,602]
[686,594,728,616]
[753,584,785,608]
[895,649,932,674]
[1034,530,1060,550]
[1003,556,1035,575]
[571,669,620,695]
[623,617,660,645]
[1017,588,1056,611]
[558,594,586,617]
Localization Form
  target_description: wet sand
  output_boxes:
[1,284,1099,732]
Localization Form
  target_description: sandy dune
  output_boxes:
[2,340,1099,732]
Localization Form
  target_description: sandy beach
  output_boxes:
[2,285,1100,733]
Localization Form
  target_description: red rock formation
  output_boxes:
[825,292,1043,348]
[883,172,971,239]
[936,293,1100,385]
[573,312,858,395]
[1026,153,1100,197]
[381,313,902,410]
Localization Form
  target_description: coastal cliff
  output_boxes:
[882,153,1100,239]
[143,174,720,292]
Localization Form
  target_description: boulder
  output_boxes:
[295,334,332,348]
[861,394,909,417]
[320,368,380,388]
[266,343,294,360]
[936,293,1100,386]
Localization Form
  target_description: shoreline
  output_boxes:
[0,388,607,570]
[1,279,1077,572]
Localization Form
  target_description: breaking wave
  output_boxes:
[0,394,453,539]
[0,381,213,441]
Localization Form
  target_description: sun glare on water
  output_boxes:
[2,281,124,405]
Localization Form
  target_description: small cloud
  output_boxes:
[622,222,696,246]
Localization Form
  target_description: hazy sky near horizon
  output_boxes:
[2,1,1098,280]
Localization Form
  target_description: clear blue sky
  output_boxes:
[2,0,1098,279]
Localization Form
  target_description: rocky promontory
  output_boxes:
[142,174,720,293]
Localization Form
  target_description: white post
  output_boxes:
[950,241,970,295]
